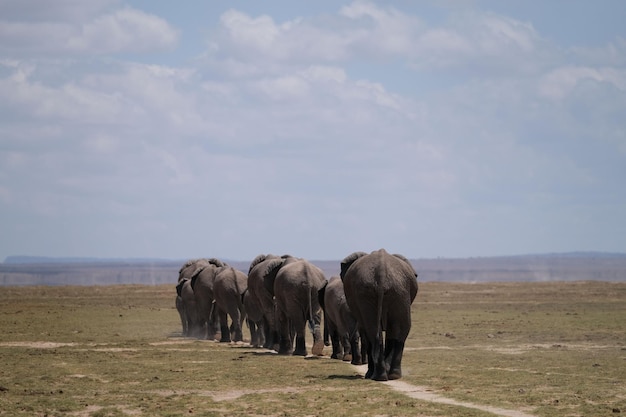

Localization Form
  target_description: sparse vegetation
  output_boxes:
[0,281,624,416]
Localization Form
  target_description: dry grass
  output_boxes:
[0,281,624,416]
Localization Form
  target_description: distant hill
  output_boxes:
[1,252,624,286]
[3,256,182,264]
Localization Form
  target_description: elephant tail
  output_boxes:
[307,284,315,333]
[376,285,385,342]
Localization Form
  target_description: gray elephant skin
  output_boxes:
[242,288,266,348]
[318,275,364,365]
[246,254,285,350]
[175,278,202,337]
[212,265,248,343]
[340,248,418,381]
[189,258,227,340]
[267,257,326,356]
[176,259,209,337]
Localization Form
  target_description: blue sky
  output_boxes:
[1,0,625,262]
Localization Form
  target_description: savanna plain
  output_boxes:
[0,281,624,417]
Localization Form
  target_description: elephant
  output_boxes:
[340,248,418,381]
[175,278,202,337]
[242,288,266,348]
[175,259,210,337]
[175,259,197,335]
[246,254,286,350]
[266,257,326,356]
[190,258,228,340]
[318,276,364,365]
[212,266,247,343]
[175,289,187,336]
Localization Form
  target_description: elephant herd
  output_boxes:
[175,249,419,381]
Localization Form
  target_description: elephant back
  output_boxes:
[343,249,418,302]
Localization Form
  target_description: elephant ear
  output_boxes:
[393,254,418,278]
[179,258,204,279]
[189,263,210,289]
[191,264,209,277]
[208,258,227,268]
[249,254,273,273]
[175,278,188,297]
[263,258,284,276]
[340,251,368,280]
[280,254,299,266]
[262,257,284,294]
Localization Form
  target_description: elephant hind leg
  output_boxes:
[293,335,307,356]
[218,310,231,343]
[311,338,324,356]
[370,334,388,381]
[386,339,405,380]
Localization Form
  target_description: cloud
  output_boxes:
[0,5,178,55]
[0,2,625,260]
[208,2,553,77]
[538,65,626,99]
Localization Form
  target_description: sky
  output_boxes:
[1,1,625,262]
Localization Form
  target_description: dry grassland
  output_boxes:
[0,281,624,416]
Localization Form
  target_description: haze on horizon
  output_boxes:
[1,1,625,262]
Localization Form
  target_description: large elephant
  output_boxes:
[267,257,326,356]
[318,276,363,365]
[212,266,247,343]
[190,258,228,340]
[340,249,418,381]
[246,254,285,350]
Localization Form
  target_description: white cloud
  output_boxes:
[410,11,549,73]
[219,10,280,50]
[339,0,423,56]
[538,66,626,99]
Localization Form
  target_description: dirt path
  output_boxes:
[353,365,538,417]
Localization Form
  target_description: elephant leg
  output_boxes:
[386,338,405,380]
[262,317,274,349]
[218,308,231,343]
[182,309,190,337]
[330,329,342,359]
[310,309,324,356]
[372,337,388,381]
[360,332,368,366]
[257,321,266,348]
[185,309,201,339]
[277,309,293,355]
[205,303,219,340]
[248,320,258,347]
[365,328,387,381]
[341,335,352,362]
[229,307,243,342]
[323,317,330,347]
[349,332,362,365]
[361,332,375,379]
[176,297,187,336]
[293,334,307,356]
